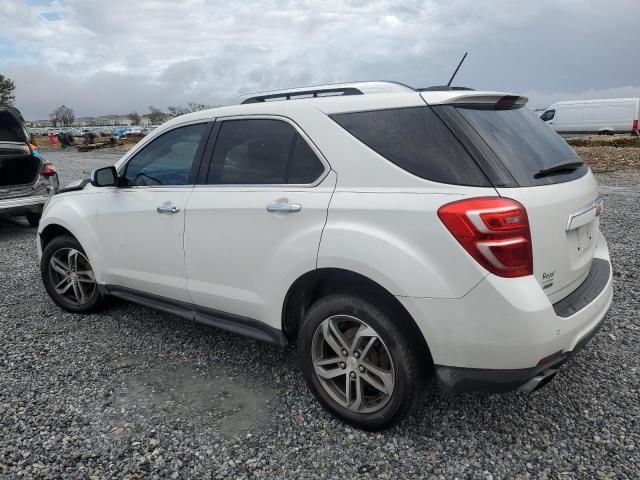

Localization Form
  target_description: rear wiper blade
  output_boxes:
[534,161,584,178]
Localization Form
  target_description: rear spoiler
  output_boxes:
[422,92,529,109]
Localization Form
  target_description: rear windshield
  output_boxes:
[330,107,491,186]
[452,105,587,186]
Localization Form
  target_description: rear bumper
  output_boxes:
[0,175,58,215]
[0,194,50,214]
[435,310,608,394]
[398,236,613,391]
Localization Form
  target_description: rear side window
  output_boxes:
[206,119,325,184]
[452,106,587,186]
[330,107,490,186]
[288,135,326,184]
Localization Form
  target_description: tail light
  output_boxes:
[633,119,638,135]
[438,197,533,278]
[41,162,57,176]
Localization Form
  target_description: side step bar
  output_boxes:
[104,285,288,347]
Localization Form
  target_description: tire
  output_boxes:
[298,294,425,430]
[26,211,41,228]
[40,235,105,313]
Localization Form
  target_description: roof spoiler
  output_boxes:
[423,92,529,109]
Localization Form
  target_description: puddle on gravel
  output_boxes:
[109,363,274,436]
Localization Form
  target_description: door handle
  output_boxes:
[266,199,302,214]
[157,204,180,214]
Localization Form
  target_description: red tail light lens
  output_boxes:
[633,119,638,134]
[438,197,533,278]
[41,162,57,176]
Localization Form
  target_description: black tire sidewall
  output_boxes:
[298,294,423,430]
[40,235,103,313]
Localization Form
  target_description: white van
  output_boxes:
[540,98,640,135]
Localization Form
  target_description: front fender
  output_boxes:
[38,192,104,283]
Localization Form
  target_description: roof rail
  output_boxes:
[418,85,475,92]
[240,81,416,104]
[242,87,363,104]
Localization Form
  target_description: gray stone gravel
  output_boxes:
[0,149,638,478]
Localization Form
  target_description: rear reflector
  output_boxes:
[438,197,533,278]
[41,162,57,176]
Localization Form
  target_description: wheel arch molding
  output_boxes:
[39,210,104,283]
[281,267,433,366]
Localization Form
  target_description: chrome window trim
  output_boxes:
[194,114,330,189]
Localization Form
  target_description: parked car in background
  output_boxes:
[60,128,83,137]
[125,127,143,136]
[0,107,59,226]
[38,82,612,430]
[540,98,640,135]
[113,127,128,138]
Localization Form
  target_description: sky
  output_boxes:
[1,0,639,120]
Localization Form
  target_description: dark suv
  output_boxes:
[0,107,59,226]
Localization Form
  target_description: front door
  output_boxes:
[95,122,210,303]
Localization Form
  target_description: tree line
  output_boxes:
[0,72,216,126]
[128,102,216,125]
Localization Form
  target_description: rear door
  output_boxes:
[432,99,601,302]
[184,116,335,325]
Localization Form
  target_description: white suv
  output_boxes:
[38,82,613,430]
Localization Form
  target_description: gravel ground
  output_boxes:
[0,150,638,479]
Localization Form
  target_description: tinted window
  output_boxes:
[124,123,206,186]
[288,136,325,184]
[540,109,555,121]
[208,119,295,184]
[330,107,490,186]
[453,106,586,186]
[206,119,324,185]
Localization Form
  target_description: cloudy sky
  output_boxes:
[1,0,638,120]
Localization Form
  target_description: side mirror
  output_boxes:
[90,166,118,187]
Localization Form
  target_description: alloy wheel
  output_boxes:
[48,248,96,306]
[311,315,395,414]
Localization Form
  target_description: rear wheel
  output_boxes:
[298,294,425,430]
[40,235,105,313]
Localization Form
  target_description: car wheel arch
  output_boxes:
[39,219,104,285]
[40,223,75,250]
[281,267,433,366]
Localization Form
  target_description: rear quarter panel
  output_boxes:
[318,188,494,299]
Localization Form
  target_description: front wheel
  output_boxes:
[40,235,105,313]
[298,294,425,430]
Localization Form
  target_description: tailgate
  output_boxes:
[498,172,602,302]
[428,94,604,303]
